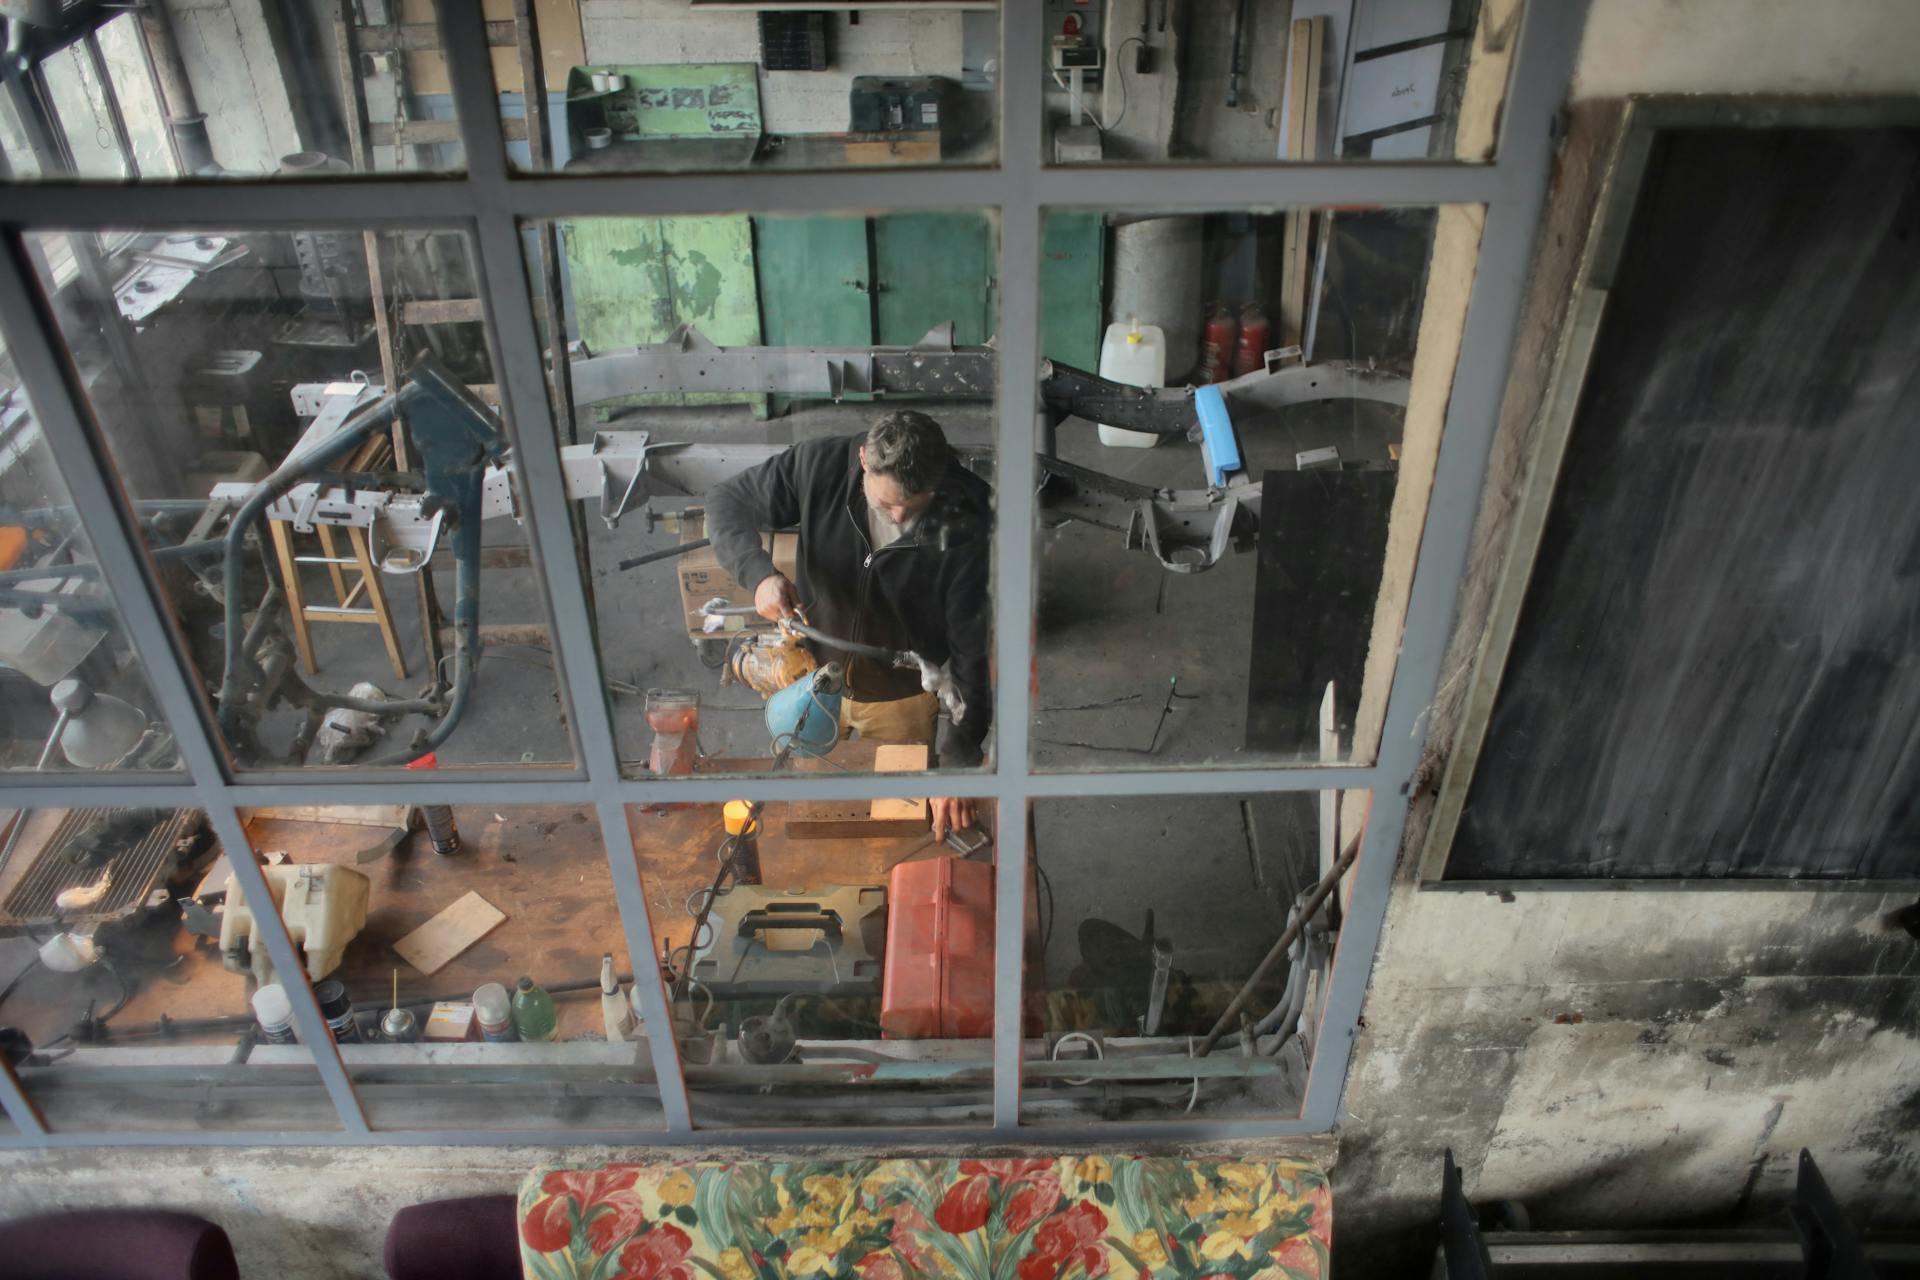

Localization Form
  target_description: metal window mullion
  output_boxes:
[435,1,693,1133]
[0,165,1522,232]
[989,0,1044,1132]
[0,1056,48,1136]
[1298,0,1591,1128]
[0,236,370,1135]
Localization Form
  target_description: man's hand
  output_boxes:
[928,796,975,842]
[753,573,800,622]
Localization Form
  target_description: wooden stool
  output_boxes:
[268,519,408,681]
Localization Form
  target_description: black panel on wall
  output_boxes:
[1449,125,1920,881]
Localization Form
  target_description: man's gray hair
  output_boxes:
[864,410,949,496]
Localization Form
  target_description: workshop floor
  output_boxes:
[249,394,1392,1026]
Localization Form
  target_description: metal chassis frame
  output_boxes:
[1418,95,1920,892]
[0,2,1588,1146]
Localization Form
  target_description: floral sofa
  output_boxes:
[517,1157,1331,1280]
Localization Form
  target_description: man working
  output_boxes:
[705,411,991,839]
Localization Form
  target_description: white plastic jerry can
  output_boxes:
[1097,319,1167,448]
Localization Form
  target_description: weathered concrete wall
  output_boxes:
[579,0,965,138]
[1330,2,1920,1271]
[167,0,305,173]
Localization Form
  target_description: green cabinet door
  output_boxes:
[561,215,765,412]
[754,214,873,415]
[1040,212,1105,371]
[873,212,996,346]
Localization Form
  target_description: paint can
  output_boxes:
[250,983,297,1045]
[314,979,362,1043]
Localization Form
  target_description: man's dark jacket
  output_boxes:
[704,434,993,764]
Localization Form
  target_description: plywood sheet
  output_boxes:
[393,890,507,974]
[870,744,930,822]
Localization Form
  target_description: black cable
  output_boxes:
[0,955,41,1013]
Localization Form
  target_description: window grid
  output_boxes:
[0,1,1590,1145]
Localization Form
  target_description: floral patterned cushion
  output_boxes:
[517,1157,1331,1280]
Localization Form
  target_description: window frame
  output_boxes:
[0,1,1589,1146]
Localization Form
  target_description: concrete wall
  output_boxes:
[1330,1,1920,1272]
[167,0,306,174]
[579,0,965,137]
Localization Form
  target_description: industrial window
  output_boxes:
[0,2,1581,1146]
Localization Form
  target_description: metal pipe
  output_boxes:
[135,0,217,174]
[1195,824,1362,1057]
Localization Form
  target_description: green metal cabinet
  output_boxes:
[872,212,997,346]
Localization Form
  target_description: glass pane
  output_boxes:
[239,804,667,1132]
[506,3,999,173]
[0,3,465,180]
[0,383,181,773]
[2,807,342,1132]
[1035,204,1463,769]
[527,211,997,780]
[643,793,995,1128]
[27,226,575,771]
[1043,0,1517,165]
[1023,791,1367,1122]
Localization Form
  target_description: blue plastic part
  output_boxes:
[766,676,842,755]
[1193,384,1242,487]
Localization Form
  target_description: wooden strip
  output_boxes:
[401,298,486,325]
[243,805,411,829]
[394,891,508,975]
[371,117,527,146]
[870,743,931,821]
[1277,19,1314,345]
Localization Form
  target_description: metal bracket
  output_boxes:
[595,429,652,528]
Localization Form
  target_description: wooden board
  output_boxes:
[393,891,508,975]
[1448,125,1920,881]
[242,805,410,829]
[870,744,931,822]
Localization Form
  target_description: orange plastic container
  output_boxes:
[881,855,994,1039]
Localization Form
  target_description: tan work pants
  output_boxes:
[840,691,938,746]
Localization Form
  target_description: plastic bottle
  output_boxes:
[474,981,517,1042]
[251,983,297,1044]
[511,975,557,1042]
[1096,318,1167,449]
[599,953,637,1042]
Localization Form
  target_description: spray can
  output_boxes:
[250,983,298,1044]
[380,1006,420,1042]
[599,953,637,1042]
[314,979,362,1043]
[474,982,518,1042]
[405,753,461,854]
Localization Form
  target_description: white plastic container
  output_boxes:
[1097,319,1167,448]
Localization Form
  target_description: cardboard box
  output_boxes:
[674,515,799,640]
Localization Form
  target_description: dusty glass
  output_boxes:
[246,803,668,1132]
[26,226,574,771]
[2,807,342,1132]
[0,3,467,180]
[642,793,996,1129]
[501,3,1000,173]
[1033,203,1473,769]
[0,383,181,774]
[1022,791,1368,1122]
[524,211,998,782]
[1042,0,1519,166]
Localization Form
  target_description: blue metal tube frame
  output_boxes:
[0,0,1590,1145]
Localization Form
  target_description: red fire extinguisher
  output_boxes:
[1232,302,1272,378]
[1197,302,1237,385]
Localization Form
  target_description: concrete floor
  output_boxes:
[256,393,1390,1046]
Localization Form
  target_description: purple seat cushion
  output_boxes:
[385,1193,520,1280]
[0,1208,239,1280]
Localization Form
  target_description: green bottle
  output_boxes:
[510,975,557,1042]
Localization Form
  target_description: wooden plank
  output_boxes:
[243,805,412,829]
[357,21,517,52]
[371,117,526,146]
[397,0,584,97]
[843,133,943,166]
[870,744,931,822]
[786,803,928,841]
[393,891,508,975]
[400,298,486,325]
